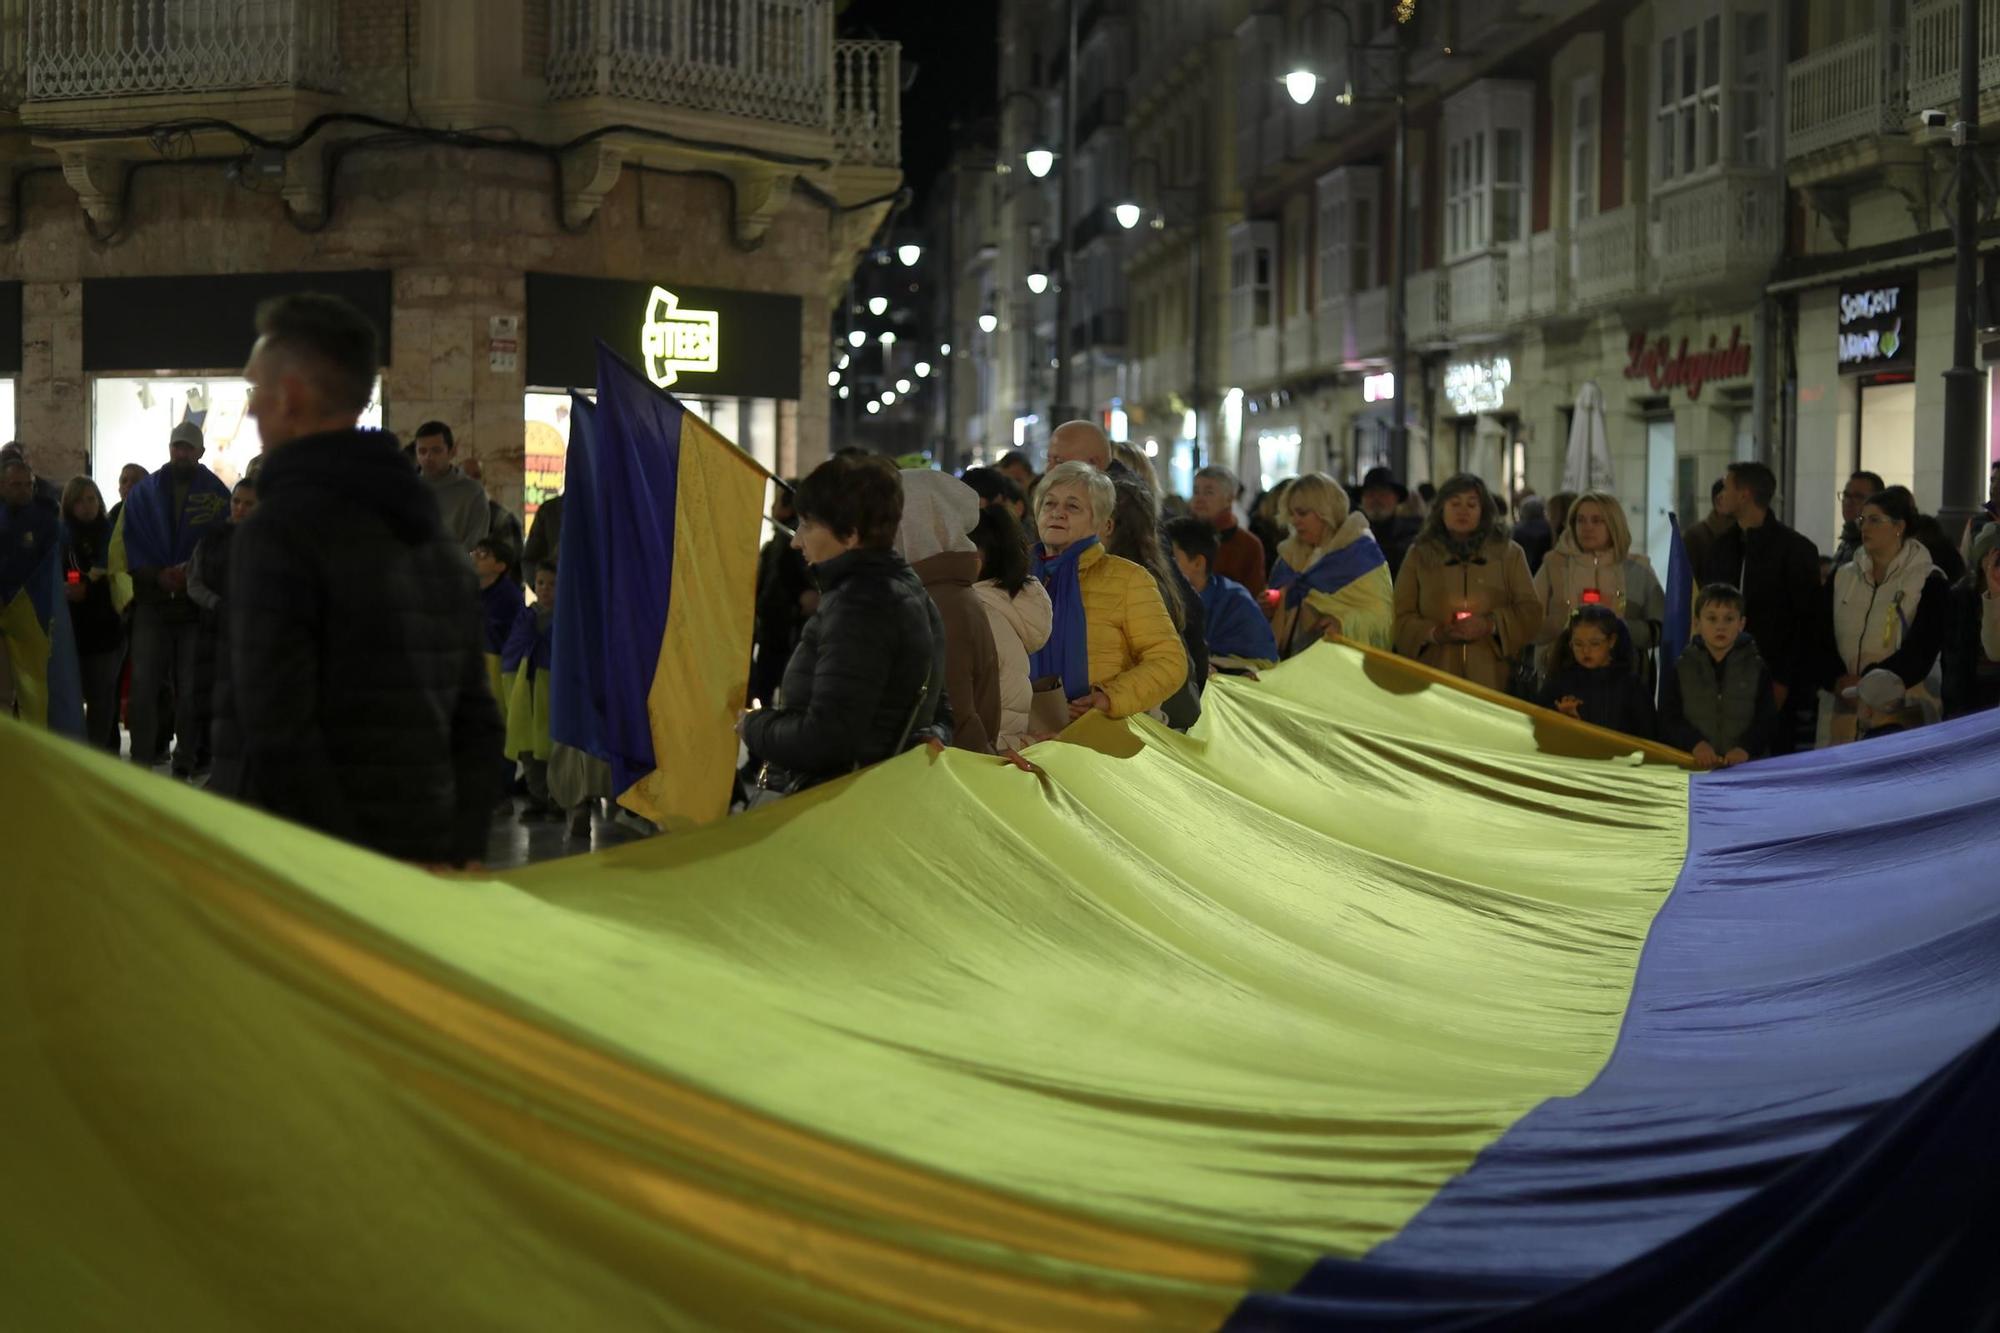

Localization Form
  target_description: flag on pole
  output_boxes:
[547,341,768,830]
[1660,511,1695,701]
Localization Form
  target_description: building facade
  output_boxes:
[0,0,902,522]
[1220,0,1787,572]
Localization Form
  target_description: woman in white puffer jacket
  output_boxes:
[969,505,1053,752]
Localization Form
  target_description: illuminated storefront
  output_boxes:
[81,272,391,485]
[523,273,803,528]
[0,282,18,444]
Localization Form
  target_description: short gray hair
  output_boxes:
[1194,464,1239,496]
[1035,460,1117,528]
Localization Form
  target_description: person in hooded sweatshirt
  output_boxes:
[968,504,1051,753]
[212,294,502,868]
[895,468,1001,755]
[412,421,491,552]
[1815,484,1951,743]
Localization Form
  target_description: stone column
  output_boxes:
[385,267,528,514]
[18,281,88,481]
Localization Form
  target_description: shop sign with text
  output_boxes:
[1624,326,1751,401]
[1835,272,1916,374]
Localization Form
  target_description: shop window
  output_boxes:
[90,375,382,492]
[522,389,782,535]
[1441,80,1533,263]
[1256,428,1300,493]
[1654,1,1772,183]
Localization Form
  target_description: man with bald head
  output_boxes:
[1047,420,1125,476]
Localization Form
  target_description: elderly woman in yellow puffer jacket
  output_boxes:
[1268,472,1396,656]
[1030,461,1188,721]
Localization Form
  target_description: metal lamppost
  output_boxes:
[1116,156,1205,466]
[1282,2,1415,484]
[1054,0,1079,427]
[1941,2,1985,536]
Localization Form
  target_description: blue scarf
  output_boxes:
[1270,537,1387,608]
[120,463,230,569]
[500,602,553,678]
[1031,536,1097,698]
[481,574,524,655]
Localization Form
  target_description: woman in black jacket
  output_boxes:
[60,476,125,749]
[739,454,944,794]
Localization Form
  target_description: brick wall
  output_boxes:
[341,0,417,71]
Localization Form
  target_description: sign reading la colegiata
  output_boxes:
[1623,326,1751,401]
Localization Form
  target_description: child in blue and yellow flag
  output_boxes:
[505,563,575,827]
[471,537,524,709]
[0,453,83,735]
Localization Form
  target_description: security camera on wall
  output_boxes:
[1918,109,1948,129]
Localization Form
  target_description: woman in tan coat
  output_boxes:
[1393,472,1544,691]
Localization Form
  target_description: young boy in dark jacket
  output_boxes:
[1659,582,1778,769]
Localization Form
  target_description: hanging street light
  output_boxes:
[896,378,912,394]
[838,385,851,399]
[1023,145,1056,178]
[914,361,932,377]
[847,329,866,347]
[879,331,896,346]
[882,390,897,406]
[837,352,850,370]
[866,400,881,414]
[1114,202,1143,230]
[1025,271,1049,295]
[978,312,998,334]
[827,370,841,386]
[939,342,951,356]
[867,295,889,316]
[1283,69,1321,105]
[897,243,922,266]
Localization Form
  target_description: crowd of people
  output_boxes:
[7,290,2000,869]
[741,438,2000,784]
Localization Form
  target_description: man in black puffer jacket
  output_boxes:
[211,294,502,865]
[740,453,945,792]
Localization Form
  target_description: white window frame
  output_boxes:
[1652,0,1773,184]
[1228,221,1278,333]
[1441,80,1534,263]
[1316,166,1381,302]
[1569,74,1598,229]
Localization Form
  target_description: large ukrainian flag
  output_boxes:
[548,341,768,830]
[2,642,1996,1328]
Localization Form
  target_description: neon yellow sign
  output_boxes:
[640,285,720,388]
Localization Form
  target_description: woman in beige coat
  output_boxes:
[1392,472,1544,691]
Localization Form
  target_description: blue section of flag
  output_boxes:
[1660,512,1694,703]
[1224,707,2000,1329]
[590,342,687,797]
[37,548,83,738]
[121,464,230,569]
[549,395,608,763]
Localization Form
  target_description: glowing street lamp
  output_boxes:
[838,385,850,399]
[867,295,889,316]
[1023,145,1056,178]
[1025,271,1049,295]
[837,353,850,370]
[881,390,897,406]
[914,361,931,377]
[879,331,896,347]
[827,370,841,386]
[1283,69,1320,105]
[977,312,998,334]
[1114,202,1143,230]
[897,243,923,266]
[866,400,881,414]
[939,343,951,356]
[896,378,912,394]
[847,329,865,347]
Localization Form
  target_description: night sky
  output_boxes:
[840,0,1000,208]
